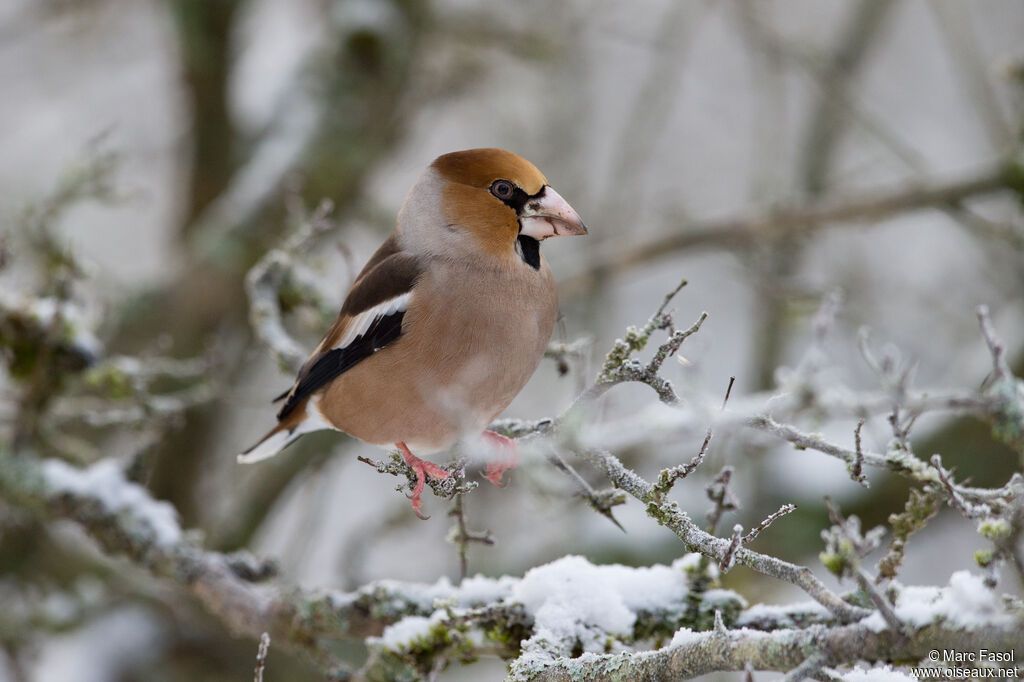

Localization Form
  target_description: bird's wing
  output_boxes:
[276,238,422,420]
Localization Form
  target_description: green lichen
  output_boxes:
[986,378,1024,455]
[975,549,996,567]
[977,517,1012,541]
[819,550,846,577]
[597,327,649,383]
[877,487,942,580]
[83,365,134,400]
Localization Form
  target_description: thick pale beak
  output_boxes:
[519,186,587,240]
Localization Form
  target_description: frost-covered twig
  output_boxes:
[585,279,705,405]
[749,416,1019,510]
[576,448,867,622]
[977,304,1011,380]
[448,493,494,580]
[356,451,468,504]
[822,499,907,638]
[743,503,798,545]
[544,445,626,530]
[930,454,992,520]
[851,418,867,485]
[253,632,270,682]
[652,376,735,501]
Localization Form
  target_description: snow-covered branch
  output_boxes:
[5,446,1018,681]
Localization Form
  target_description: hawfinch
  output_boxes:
[239,148,587,518]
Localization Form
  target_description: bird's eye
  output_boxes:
[491,180,515,200]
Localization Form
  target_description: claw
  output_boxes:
[396,442,449,520]
[481,430,519,487]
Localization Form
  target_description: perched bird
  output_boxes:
[239,148,587,518]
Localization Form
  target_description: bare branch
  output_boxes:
[585,311,708,405]
[448,493,495,580]
[560,164,1015,296]
[253,632,270,682]
[930,454,992,519]
[243,199,339,373]
[720,524,744,572]
[851,418,867,486]
[977,304,1012,380]
[244,251,307,373]
[743,503,798,545]
[652,376,735,500]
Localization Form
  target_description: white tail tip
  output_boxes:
[237,429,293,464]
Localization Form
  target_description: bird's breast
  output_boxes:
[403,259,557,416]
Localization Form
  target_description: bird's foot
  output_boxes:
[481,430,519,487]
[397,442,450,520]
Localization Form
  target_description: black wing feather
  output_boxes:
[276,310,405,420]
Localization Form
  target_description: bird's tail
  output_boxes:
[237,409,329,463]
[237,424,298,463]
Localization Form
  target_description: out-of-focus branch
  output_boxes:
[749,415,1023,510]
[560,164,1018,297]
[244,199,339,373]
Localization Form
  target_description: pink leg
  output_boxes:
[397,442,450,520]
[481,430,520,488]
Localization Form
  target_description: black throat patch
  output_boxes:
[517,235,541,270]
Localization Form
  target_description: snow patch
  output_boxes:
[511,554,723,654]
[377,612,443,650]
[42,458,181,546]
[861,571,1012,632]
[669,626,703,648]
[845,665,915,681]
[737,600,831,628]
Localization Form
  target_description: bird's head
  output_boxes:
[398,148,587,264]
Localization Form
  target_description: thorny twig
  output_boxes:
[851,418,867,486]
[749,416,1018,509]
[823,498,908,638]
[545,446,626,531]
[586,279,706,405]
[720,523,744,572]
[652,376,736,500]
[253,632,270,682]
[743,503,798,545]
[977,304,1011,380]
[448,493,494,581]
[930,454,991,520]
[704,466,741,536]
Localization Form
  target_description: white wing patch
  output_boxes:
[333,293,410,351]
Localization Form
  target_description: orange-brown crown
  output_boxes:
[432,148,548,194]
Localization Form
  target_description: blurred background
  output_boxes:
[1,0,1023,679]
